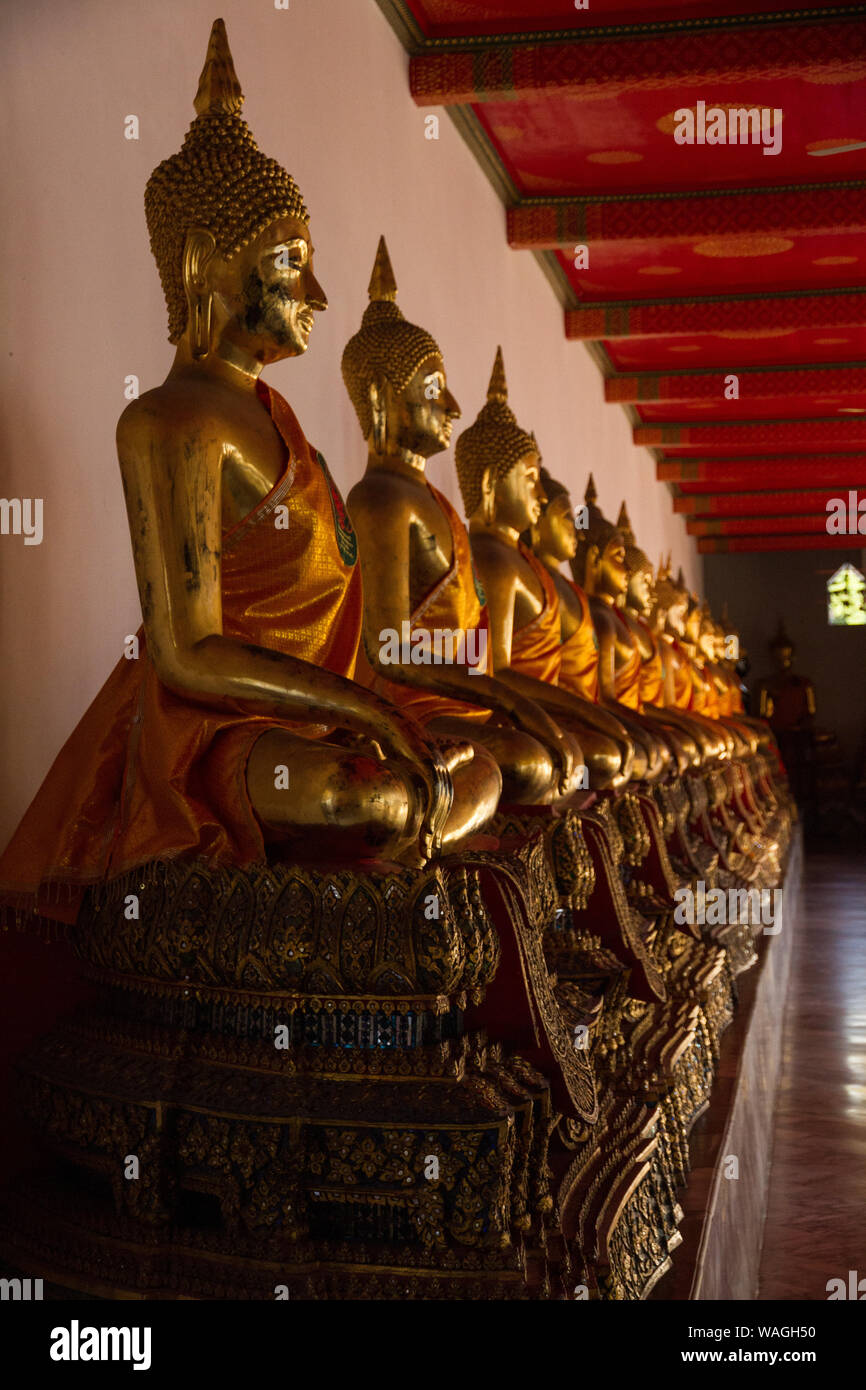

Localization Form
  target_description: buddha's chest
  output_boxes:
[408,495,455,605]
[613,614,639,667]
[624,610,652,661]
[513,555,545,628]
[220,408,288,529]
[552,572,582,637]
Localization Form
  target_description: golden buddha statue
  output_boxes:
[0,20,502,926]
[697,605,755,758]
[715,608,747,717]
[453,351,633,793]
[342,239,577,805]
[527,468,636,786]
[653,562,726,764]
[615,502,700,775]
[568,478,670,781]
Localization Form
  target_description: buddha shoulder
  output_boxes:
[117,380,228,462]
[588,597,617,636]
[348,470,441,532]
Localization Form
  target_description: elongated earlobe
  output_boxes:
[481,467,496,527]
[369,379,388,455]
[182,227,217,360]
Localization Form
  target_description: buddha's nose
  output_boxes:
[306,271,328,311]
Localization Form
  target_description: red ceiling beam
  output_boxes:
[687,515,831,537]
[409,19,865,105]
[508,185,866,251]
[636,419,866,452]
[607,364,866,406]
[658,457,866,489]
[673,490,850,517]
[565,291,866,342]
[699,533,866,554]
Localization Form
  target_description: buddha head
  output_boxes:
[718,605,745,668]
[617,501,654,618]
[684,589,704,650]
[532,468,577,564]
[342,237,460,461]
[769,619,795,673]
[698,603,718,662]
[455,349,541,532]
[571,476,628,602]
[145,19,326,365]
[654,554,689,637]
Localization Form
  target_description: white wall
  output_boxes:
[0,0,701,848]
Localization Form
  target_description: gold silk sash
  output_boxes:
[558,579,600,702]
[510,544,562,684]
[0,380,363,924]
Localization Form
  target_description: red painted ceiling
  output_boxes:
[552,233,864,302]
[477,76,866,196]
[605,327,866,373]
[384,0,866,552]
[405,0,863,38]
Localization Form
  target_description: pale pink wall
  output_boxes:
[0,0,702,849]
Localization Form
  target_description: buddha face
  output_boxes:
[685,601,703,645]
[538,492,577,562]
[627,564,654,618]
[204,215,327,362]
[596,529,629,601]
[380,353,461,459]
[699,620,716,662]
[489,451,542,533]
[665,589,689,636]
[772,642,793,672]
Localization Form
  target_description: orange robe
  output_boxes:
[666,637,694,711]
[0,381,363,925]
[509,544,562,683]
[558,579,599,703]
[612,608,642,710]
[355,482,491,723]
[689,660,719,718]
[636,617,665,709]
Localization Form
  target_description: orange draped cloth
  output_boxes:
[509,544,562,684]
[689,661,719,718]
[0,380,363,925]
[666,637,694,711]
[354,482,491,723]
[612,609,642,710]
[636,617,665,709]
[558,579,599,702]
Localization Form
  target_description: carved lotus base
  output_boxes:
[0,843,596,1300]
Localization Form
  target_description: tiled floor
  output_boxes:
[757,852,866,1300]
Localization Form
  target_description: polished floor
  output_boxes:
[758,852,866,1300]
